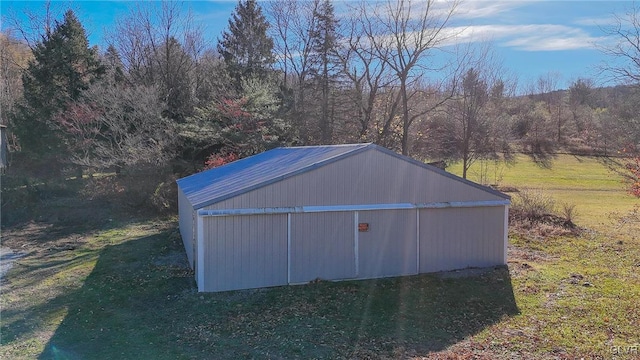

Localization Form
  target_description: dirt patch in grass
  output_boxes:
[2,222,87,255]
[434,266,503,279]
[0,248,27,283]
[506,245,555,279]
[508,246,554,263]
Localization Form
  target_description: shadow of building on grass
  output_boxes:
[36,229,518,359]
[35,228,195,360]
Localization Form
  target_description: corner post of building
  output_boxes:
[503,204,509,265]
[196,213,205,292]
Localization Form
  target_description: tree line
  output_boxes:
[1,0,639,195]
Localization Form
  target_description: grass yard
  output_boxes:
[1,154,639,359]
[450,154,638,229]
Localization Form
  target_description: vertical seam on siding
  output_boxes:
[354,211,359,277]
[416,209,420,274]
[287,213,291,284]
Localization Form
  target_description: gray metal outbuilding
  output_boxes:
[176,143,510,292]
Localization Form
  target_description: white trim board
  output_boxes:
[197,200,510,217]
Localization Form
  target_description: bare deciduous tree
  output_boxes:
[266,0,320,143]
[338,4,394,141]
[599,2,640,85]
[598,3,640,154]
[0,31,32,126]
[413,45,514,180]
[355,0,459,154]
[3,0,70,50]
[56,82,175,170]
[535,72,567,143]
[108,0,206,121]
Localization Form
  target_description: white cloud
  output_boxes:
[452,0,535,20]
[445,24,606,51]
[333,0,611,53]
[505,35,593,51]
[572,15,620,27]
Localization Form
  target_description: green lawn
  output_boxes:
[1,154,639,359]
[449,154,638,229]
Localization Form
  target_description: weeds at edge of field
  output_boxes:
[508,188,581,240]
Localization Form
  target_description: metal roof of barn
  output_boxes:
[177,143,373,209]
[177,143,509,210]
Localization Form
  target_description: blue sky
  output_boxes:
[446,0,630,88]
[0,1,634,90]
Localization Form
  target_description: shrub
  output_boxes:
[83,165,177,215]
[150,176,178,214]
[559,202,577,224]
[512,188,555,219]
[509,189,580,238]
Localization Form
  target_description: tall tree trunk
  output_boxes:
[320,62,331,143]
[297,78,308,143]
[401,80,410,155]
[462,151,469,179]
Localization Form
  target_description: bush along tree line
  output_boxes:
[1,0,640,218]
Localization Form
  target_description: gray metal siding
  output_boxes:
[177,188,195,268]
[203,214,288,292]
[178,144,371,209]
[195,206,506,292]
[358,210,417,278]
[180,146,509,292]
[205,148,503,211]
[290,212,356,283]
[419,206,506,273]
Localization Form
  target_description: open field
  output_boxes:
[450,154,638,229]
[1,154,639,359]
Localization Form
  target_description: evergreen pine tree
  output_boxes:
[103,44,126,84]
[217,0,275,90]
[14,9,104,162]
[309,0,340,143]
